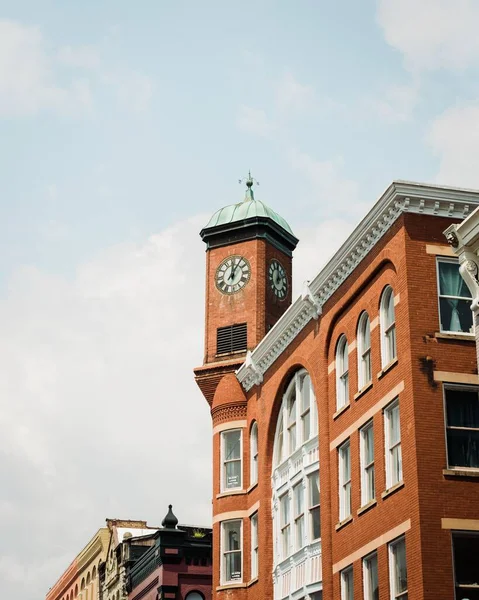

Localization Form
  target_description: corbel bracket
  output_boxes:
[301,280,322,319]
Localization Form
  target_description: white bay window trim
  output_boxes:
[221,519,243,585]
[221,429,243,492]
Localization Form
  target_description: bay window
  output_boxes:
[221,429,242,491]
[221,520,242,584]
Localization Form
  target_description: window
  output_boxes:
[341,566,353,600]
[250,422,258,486]
[363,552,379,600]
[301,374,312,441]
[357,312,372,389]
[221,429,242,491]
[445,385,479,469]
[384,399,402,489]
[280,494,290,559]
[293,483,305,550]
[437,258,473,334]
[336,335,349,410]
[217,322,247,354]
[185,593,204,600]
[380,286,397,366]
[288,391,297,453]
[221,520,242,584]
[309,472,321,540]
[453,532,479,599]
[389,536,407,599]
[360,422,375,505]
[339,440,351,521]
[250,513,258,580]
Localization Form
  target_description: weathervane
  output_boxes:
[239,170,260,189]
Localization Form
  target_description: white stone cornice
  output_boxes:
[237,181,479,391]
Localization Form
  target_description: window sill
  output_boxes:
[247,577,258,587]
[443,468,479,478]
[381,481,404,499]
[216,489,247,499]
[216,583,247,591]
[377,357,398,380]
[435,331,475,342]
[357,499,377,516]
[335,516,353,531]
[354,382,373,401]
[247,482,258,493]
[333,403,350,420]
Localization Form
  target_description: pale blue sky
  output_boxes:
[2,2,479,599]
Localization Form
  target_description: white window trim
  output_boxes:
[436,256,473,334]
[357,312,372,389]
[293,481,305,551]
[336,335,349,410]
[384,399,402,490]
[280,492,291,560]
[360,421,375,506]
[221,429,243,493]
[250,513,258,580]
[363,551,378,600]
[221,519,243,585]
[339,440,351,521]
[250,422,258,486]
[388,536,407,600]
[380,286,396,367]
[340,565,353,600]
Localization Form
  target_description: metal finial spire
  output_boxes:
[238,171,259,202]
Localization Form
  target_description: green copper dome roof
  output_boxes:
[204,180,294,235]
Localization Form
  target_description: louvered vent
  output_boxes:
[217,323,247,355]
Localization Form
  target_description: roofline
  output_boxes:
[236,180,479,391]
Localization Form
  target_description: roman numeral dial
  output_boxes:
[215,255,251,295]
[269,259,288,300]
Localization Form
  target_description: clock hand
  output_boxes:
[230,259,237,282]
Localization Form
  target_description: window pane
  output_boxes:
[224,430,241,459]
[446,388,479,427]
[224,521,241,550]
[301,376,311,412]
[364,553,378,600]
[225,460,241,489]
[311,507,321,540]
[302,410,311,441]
[294,484,304,514]
[389,405,400,445]
[310,473,320,506]
[439,261,471,298]
[288,393,296,423]
[342,568,353,600]
[281,495,290,524]
[365,426,374,463]
[447,429,479,468]
[439,298,473,333]
[226,552,241,581]
[453,534,479,585]
[393,539,407,594]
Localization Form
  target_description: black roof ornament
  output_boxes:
[162,504,179,529]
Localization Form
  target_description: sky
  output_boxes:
[1,1,479,598]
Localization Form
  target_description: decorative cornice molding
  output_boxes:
[237,181,479,391]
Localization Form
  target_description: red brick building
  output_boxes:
[194,179,479,600]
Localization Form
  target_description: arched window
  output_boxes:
[272,370,321,599]
[336,335,349,410]
[86,572,91,585]
[75,584,78,598]
[250,421,258,486]
[185,592,204,600]
[380,286,396,366]
[92,566,96,580]
[357,312,372,389]
[80,579,85,590]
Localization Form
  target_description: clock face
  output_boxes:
[269,259,288,299]
[215,255,251,295]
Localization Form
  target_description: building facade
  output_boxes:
[46,527,110,600]
[195,179,479,600]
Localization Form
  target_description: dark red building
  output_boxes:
[127,506,212,600]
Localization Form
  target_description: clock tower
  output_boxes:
[194,174,298,405]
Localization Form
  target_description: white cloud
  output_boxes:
[290,149,364,215]
[371,81,419,122]
[0,19,154,117]
[0,20,92,116]
[237,104,274,137]
[428,103,479,187]
[276,71,315,114]
[377,0,479,71]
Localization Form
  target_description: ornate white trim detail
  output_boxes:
[237,181,479,391]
